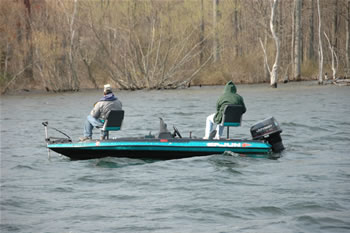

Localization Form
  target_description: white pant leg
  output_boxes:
[215,123,224,139]
[204,113,215,139]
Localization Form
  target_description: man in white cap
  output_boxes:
[80,84,122,141]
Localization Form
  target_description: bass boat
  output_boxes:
[43,107,284,160]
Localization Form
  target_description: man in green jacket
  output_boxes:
[204,81,246,139]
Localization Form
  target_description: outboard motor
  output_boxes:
[250,117,284,153]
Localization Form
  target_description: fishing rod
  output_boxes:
[42,121,71,140]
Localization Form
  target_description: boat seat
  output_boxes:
[221,104,244,139]
[101,110,124,139]
[157,117,173,139]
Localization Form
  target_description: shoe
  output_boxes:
[79,136,91,142]
[209,130,217,140]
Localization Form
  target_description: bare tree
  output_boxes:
[324,32,338,81]
[333,0,339,50]
[263,3,271,82]
[317,0,324,84]
[23,0,34,81]
[290,0,295,80]
[88,1,212,90]
[259,0,280,88]
[61,0,80,90]
[233,0,240,57]
[34,0,81,92]
[294,0,302,81]
[308,0,315,60]
[3,0,350,93]
[347,0,350,72]
[199,0,205,65]
[213,0,220,62]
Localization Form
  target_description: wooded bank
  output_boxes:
[1,0,349,94]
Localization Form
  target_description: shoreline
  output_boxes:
[0,79,333,97]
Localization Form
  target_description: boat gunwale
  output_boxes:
[47,137,271,149]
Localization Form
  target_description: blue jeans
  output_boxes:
[84,115,104,138]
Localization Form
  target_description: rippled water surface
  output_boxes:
[1,82,350,232]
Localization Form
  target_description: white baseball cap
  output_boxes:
[104,84,112,92]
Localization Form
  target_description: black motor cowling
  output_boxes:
[250,117,284,153]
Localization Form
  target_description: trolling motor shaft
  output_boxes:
[42,121,51,159]
[42,122,49,137]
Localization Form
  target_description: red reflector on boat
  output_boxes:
[160,139,168,142]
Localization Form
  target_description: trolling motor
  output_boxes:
[42,121,72,144]
[42,121,72,159]
[250,117,285,153]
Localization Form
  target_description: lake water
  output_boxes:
[1,82,350,232]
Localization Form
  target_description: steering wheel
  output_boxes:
[173,126,182,138]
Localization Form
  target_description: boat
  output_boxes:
[43,110,285,160]
[46,137,278,160]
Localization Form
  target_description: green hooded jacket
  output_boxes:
[214,81,246,124]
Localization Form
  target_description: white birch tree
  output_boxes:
[324,32,338,81]
[259,0,280,88]
[317,0,323,84]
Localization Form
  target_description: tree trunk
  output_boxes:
[270,0,280,88]
[333,0,339,50]
[23,0,34,81]
[317,0,323,84]
[308,0,315,60]
[291,0,295,80]
[346,0,350,71]
[294,0,302,81]
[234,0,239,57]
[279,0,283,37]
[264,3,270,82]
[324,32,338,80]
[199,0,205,65]
[301,0,304,63]
[213,0,220,62]
[264,28,270,82]
[68,0,79,91]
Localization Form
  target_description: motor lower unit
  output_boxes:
[250,117,285,153]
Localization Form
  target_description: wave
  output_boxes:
[248,206,286,216]
[93,157,156,169]
[294,214,350,231]
[282,121,331,132]
[11,165,36,170]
